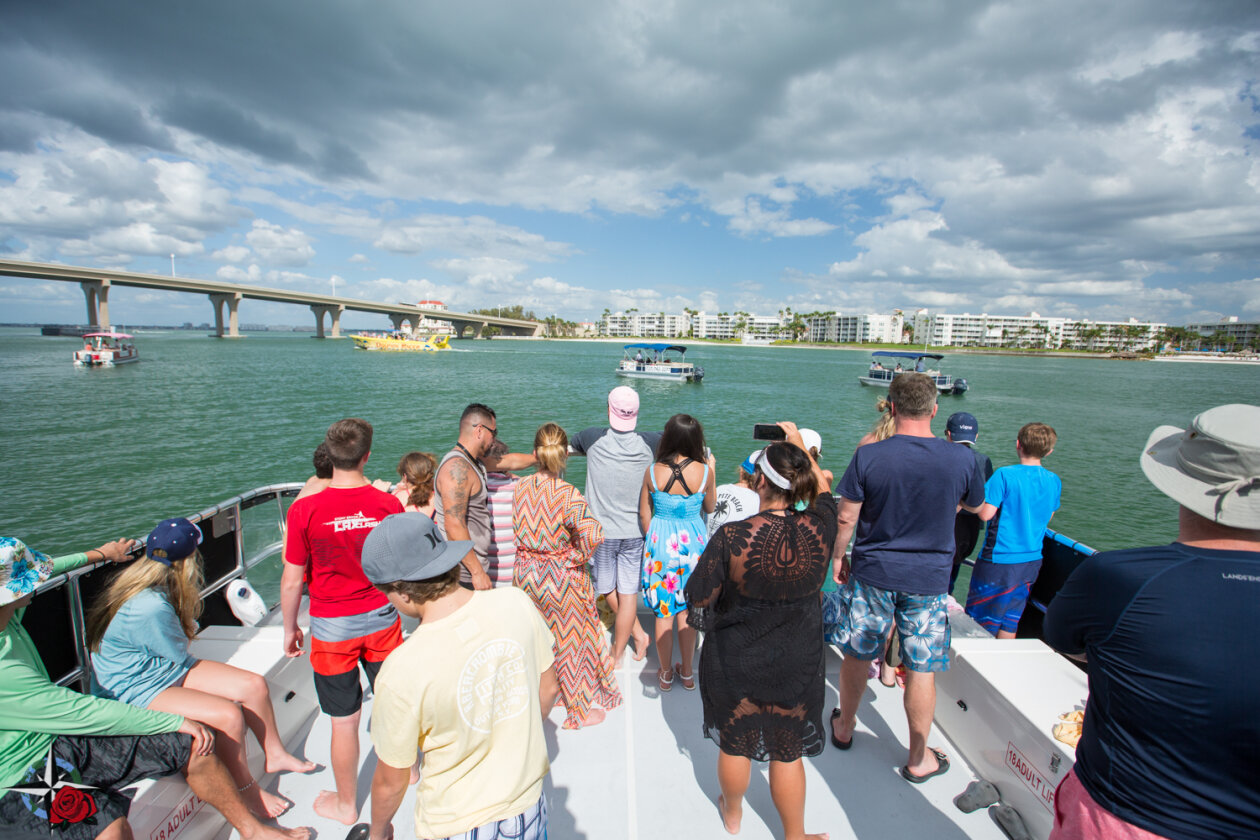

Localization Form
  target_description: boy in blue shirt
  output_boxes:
[965,422,1061,637]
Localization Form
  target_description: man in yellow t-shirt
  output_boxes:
[360,513,559,840]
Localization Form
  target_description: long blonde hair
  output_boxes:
[870,398,895,442]
[534,422,568,474]
[86,554,204,651]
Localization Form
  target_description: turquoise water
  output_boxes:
[3,328,1257,556]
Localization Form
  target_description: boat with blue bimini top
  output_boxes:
[616,342,704,382]
[859,351,968,394]
[23,481,1094,840]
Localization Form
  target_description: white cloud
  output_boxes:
[212,245,250,262]
[244,220,315,266]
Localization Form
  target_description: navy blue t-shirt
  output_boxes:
[836,434,985,595]
[1043,543,1260,840]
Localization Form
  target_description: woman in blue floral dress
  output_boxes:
[638,414,716,692]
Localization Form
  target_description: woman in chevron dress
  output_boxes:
[513,422,621,728]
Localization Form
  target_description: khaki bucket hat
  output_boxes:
[1139,403,1260,529]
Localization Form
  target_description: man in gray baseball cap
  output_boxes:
[1043,404,1260,839]
[361,513,560,840]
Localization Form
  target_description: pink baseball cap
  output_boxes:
[608,386,640,432]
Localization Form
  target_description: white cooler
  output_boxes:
[935,636,1089,840]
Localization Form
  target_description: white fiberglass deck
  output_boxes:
[210,636,1010,840]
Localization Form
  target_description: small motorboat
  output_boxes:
[616,343,704,382]
[859,351,968,394]
[73,332,139,366]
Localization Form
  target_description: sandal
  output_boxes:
[658,667,674,692]
[828,708,853,750]
[901,747,950,784]
[675,663,696,691]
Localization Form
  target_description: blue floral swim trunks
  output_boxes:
[833,579,950,673]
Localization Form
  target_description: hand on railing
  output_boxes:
[87,538,138,564]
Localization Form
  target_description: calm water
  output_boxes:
[3,328,1257,556]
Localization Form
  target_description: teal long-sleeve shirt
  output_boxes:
[0,553,184,788]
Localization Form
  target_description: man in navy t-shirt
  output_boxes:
[829,373,984,784]
[1043,403,1260,840]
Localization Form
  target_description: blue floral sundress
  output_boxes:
[641,461,709,618]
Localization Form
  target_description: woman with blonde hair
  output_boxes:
[88,518,315,820]
[512,423,620,729]
[394,451,438,517]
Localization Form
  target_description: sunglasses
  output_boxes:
[475,423,498,438]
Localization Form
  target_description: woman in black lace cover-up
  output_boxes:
[685,423,836,840]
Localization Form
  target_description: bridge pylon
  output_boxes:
[80,280,111,330]
[209,292,243,338]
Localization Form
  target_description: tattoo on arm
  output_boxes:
[439,460,472,524]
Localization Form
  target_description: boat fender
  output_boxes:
[226,579,268,626]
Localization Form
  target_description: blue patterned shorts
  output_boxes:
[431,793,547,840]
[833,579,950,673]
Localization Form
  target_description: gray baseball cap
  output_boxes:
[361,513,473,585]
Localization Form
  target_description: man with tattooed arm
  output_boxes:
[433,404,537,590]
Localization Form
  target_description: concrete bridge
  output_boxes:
[0,259,543,338]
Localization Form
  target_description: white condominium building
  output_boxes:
[601,311,692,338]
[912,312,1166,351]
[1183,316,1258,349]
[802,313,905,343]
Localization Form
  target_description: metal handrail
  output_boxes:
[34,483,303,691]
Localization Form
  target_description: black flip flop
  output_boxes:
[901,747,949,783]
[346,824,370,840]
[828,708,853,750]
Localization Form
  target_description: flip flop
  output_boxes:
[989,803,1032,840]
[954,779,1001,813]
[828,708,853,750]
[345,824,370,840]
[901,747,950,783]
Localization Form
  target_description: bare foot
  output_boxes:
[579,707,607,728]
[312,790,359,825]
[264,752,319,775]
[803,834,829,840]
[632,629,650,662]
[241,781,292,820]
[718,794,741,834]
[243,826,312,840]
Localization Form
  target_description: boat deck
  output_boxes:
[205,630,1009,840]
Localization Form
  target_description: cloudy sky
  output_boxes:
[2,0,1258,328]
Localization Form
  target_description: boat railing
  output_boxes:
[27,483,303,694]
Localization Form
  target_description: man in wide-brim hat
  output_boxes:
[1044,403,1260,840]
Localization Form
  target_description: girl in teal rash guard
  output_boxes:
[87,518,316,821]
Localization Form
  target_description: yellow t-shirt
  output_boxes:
[371,587,556,838]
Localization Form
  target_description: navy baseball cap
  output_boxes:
[946,412,979,444]
[146,518,203,565]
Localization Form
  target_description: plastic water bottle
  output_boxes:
[226,579,268,627]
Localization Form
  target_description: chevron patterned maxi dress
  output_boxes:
[512,472,622,729]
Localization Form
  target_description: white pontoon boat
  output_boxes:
[72,332,139,366]
[616,343,704,382]
[859,351,968,394]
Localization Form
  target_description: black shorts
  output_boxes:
[0,732,191,839]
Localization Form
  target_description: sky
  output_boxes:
[1,1,1259,329]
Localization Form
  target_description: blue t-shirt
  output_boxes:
[1043,543,1260,840]
[977,464,1061,564]
[836,435,985,595]
[92,588,198,708]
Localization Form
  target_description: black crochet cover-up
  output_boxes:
[685,492,837,761]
